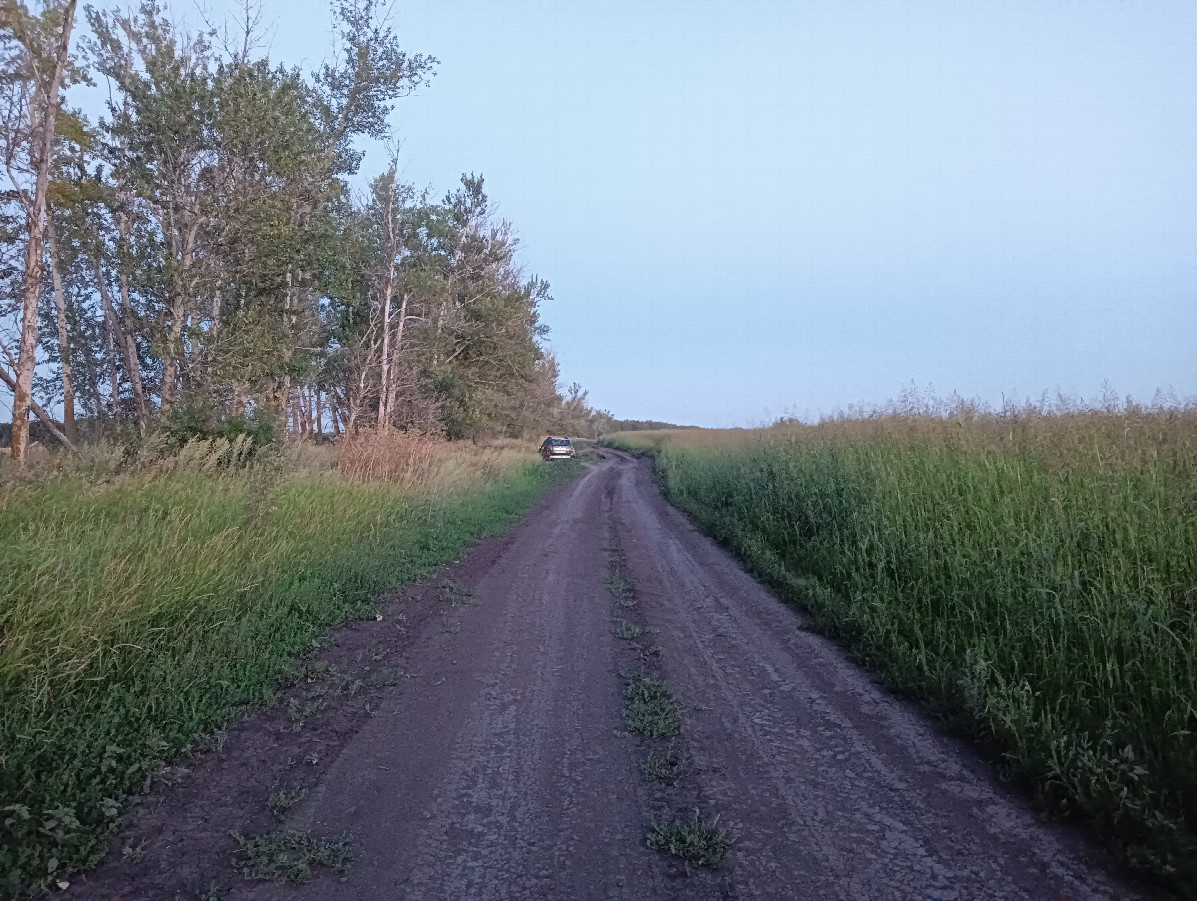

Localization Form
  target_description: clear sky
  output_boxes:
[137,2,1197,425]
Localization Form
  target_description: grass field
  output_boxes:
[0,435,575,897]
[607,404,1197,889]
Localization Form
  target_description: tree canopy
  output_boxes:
[1,0,609,459]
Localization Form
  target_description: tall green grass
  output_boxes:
[0,441,575,897]
[611,409,1197,888]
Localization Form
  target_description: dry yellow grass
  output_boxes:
[335,429,539,490]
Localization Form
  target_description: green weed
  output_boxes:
[613,619,643,640]
[646,811,730,867]
[604,570,636,607]
[232,828,353,883]
[266,785,307,817]
[640,747,692,784]
[440,580,479,607]
[624,674,682,739]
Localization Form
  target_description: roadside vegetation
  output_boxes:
[0,434,577,896]
[0,1,607,894]
[607,396,1197,889]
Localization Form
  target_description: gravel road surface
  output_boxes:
[70,450,1144,900]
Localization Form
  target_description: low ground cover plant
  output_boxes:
[608,400,1197,889]
[646,811,730,868]
[0,435,574,897]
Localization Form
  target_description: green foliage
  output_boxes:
[0,456,573,896]
[613,618,643,640]
[646,811,730,867]
[161,402,278,452]
[624,674,682,739]
[641,410,1197,888]
[640,747,692,784]
[232,829,353,883]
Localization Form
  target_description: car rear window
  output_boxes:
[551,438,572,446]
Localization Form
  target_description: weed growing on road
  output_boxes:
[286,696,328,730]
[267,784,308,816]
[646,811,730,867]
[440,615,461,634]
[624,674,682,739]
[232,828,353,883]
[613,618,643,640]
[640,747,692,785]
[365,667,403,689]
[636,643,662,662]
[605,570,636,607]
[440,580,480,607]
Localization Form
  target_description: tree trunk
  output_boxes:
[314,389,324,437]
[377,287,393,427]
[86,361,103,424]
[103,311,119,418]
[47,218,75,441]
[95,252,147,433]
[10,0,77,464]
[0,361,74,449]
[386,292,410,422]
[159,308,185,415]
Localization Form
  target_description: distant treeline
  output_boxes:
[1,0,606,462]
[606,419,695,433]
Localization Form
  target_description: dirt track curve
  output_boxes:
[70,450,1145,901]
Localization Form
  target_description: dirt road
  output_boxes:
[71,451,1143,900]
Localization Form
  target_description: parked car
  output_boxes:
[539,436,576,460]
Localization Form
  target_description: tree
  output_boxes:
[2,0,591,453]
[1,0,78,461]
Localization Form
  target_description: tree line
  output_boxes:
[1,0,609,465]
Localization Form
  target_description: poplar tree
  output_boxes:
[0,0,78,461]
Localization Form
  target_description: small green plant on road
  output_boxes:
[232,828,353,883]
[624,674,682,739]
[613,618,643,640]
[604,569,636,607]
[266,785,308,817]
[640,746,692,785]
[440,580,479,607]
[646,810,731,867]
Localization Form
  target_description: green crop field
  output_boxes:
[607,406,1197,889]
[0,437,575,896]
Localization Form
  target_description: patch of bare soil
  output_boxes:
[67,452,1152,900]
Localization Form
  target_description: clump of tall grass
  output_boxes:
[0,436,571,896]
[335,428,537,490]
[615,399,1197,889]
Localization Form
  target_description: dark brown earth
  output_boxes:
[68,450,1149,900]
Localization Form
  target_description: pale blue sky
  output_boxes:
[141,2,1197,424]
